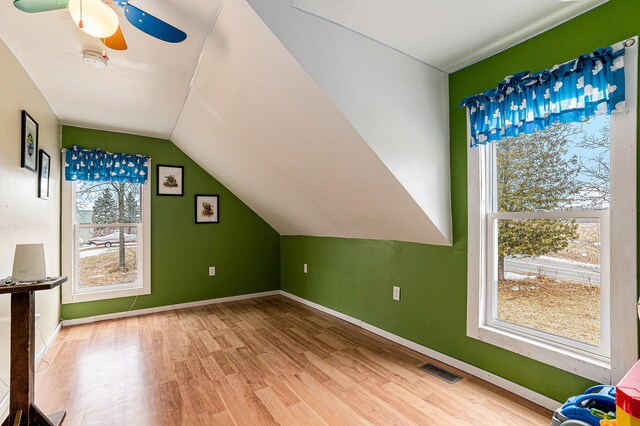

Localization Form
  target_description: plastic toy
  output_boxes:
[616,360,640,426]
[550,385,616,426]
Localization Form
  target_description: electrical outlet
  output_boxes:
[393,286,401,301]
[303,264,308,274]
[209,266,216,276]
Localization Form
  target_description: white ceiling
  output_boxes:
[172,0,449,244]
[0,0,611,243]
[0,0,607,138]
[292,0,608,72]
[0,0,604,138]
[246,0,454,242]
[0,0,221,138]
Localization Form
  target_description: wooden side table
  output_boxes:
[0,277,67,426]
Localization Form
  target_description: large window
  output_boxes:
[467,43,638,384]
[62,172,151,303]
[488,117,610,356]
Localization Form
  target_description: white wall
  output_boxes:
[171,0,450,245]
[247,0,452,243]
[0,37,61,406]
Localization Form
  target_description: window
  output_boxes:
[62,168,151,303]
[488,117,610,356]
[467,42,637,384]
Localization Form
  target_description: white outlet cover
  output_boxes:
[393,286,401,301]
[304,264,308,273]
[209,266,216,276]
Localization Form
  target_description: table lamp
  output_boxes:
[12,243,46,282]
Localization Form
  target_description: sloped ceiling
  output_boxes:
[0,0,605,138]
[0,0,608,244]
[291,0,608,73]
[246,0,453,243]
[171,0,448,244]
[0,0,221,138]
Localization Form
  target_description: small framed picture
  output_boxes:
[38,150,50,199]
[21,110,38,173]
[195,194,219,224]
[157,165,184,196]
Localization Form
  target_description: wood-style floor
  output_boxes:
[33,296,552,425]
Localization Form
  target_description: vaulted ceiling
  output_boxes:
[290,0,608,73]
[0,0,607,244]
[0,0,222,138]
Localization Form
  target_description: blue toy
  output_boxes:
[551,385,616,426]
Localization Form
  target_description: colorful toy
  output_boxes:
[616,360,640,426]
[550,385,616,426]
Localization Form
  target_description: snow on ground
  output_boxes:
[537,255,599,270]
[504,271,532,281]
[80,247,116,258]
[79,244,136,259]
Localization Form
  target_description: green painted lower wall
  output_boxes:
[282,0,640,403]
[61,126,280,320]
[281,236,594,402]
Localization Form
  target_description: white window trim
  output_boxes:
[467,37,638,384]
[61,157,152,304]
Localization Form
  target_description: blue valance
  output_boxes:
[461,41,627,147]
[65,145,150,184]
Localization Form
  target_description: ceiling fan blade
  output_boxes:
[13,0,68,13]
[103,25,128,50]
[122,3,187,43]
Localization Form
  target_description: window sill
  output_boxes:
[63,285,149,304]
[473,324,611,383]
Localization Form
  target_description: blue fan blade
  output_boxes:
[122,3,186,43]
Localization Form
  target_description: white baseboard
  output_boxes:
[0,320,62,421]
[279,290,562,412]
[61,290,281,326]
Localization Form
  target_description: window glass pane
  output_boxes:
[79,225,139,289]
[496,115,610,212]
[496,217,601,346]
[75,181,142,291]
[76,181,142,224]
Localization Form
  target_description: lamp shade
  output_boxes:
[68,0,118,39]
[12,244,46,282]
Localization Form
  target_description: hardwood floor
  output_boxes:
[33,296,552,425]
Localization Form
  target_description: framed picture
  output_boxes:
[157,165,184,196]
[38,149,50,200]
[195,194,219,223]
[21,110,38,173]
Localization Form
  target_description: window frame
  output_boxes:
[61,158,152,304]
[467,37,638,384]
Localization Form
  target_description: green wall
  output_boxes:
[61,126,280,320]
[282,0,639,402]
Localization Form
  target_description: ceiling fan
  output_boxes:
[13,0,187,51]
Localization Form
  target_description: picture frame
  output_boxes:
[21,110,38,173]
[38,149,50,200]
[157,165,184,196]
[195,194,219,224]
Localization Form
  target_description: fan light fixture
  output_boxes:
[68,0,118,39]
[14,0,187,51]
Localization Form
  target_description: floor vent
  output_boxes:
[417,363,462,384]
